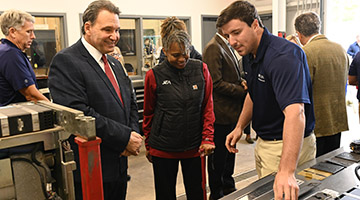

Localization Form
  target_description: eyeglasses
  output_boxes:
[110,53,121,57]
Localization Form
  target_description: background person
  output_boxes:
[48,1,142,199]
[220,1,316,199]
[109,46,125,67]
[243,126,254,143]
[144,38,154,55]
[286,34,302,46]
[348,52,360,120]
[0,9,49,106]
[203,28,247,199]
[347,34,360,59]
[295,12,349,157]
[238,55,254,144]
[143,30,215,200]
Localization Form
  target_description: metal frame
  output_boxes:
[29,12,69,48]
[119,15,191,78]
[77,14,191,78]
[201,14,218,50]
[0,101,97,200]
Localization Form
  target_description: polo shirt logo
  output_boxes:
[258,74,265,82]
[162,80,171,85]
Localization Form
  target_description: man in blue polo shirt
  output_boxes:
[0,9,48,106]
[347,34,360,59]
[219,1,316,200]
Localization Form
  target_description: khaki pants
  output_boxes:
[254,133,316,178]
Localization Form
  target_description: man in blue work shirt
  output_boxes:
[0,10,48,106]
[219,1,316,200]
[347,34,360,59]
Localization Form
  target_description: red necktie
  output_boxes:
[102,54,124,105]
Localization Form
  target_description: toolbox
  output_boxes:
[0,103,54,137]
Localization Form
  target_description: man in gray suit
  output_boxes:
[48,1,142,199]
[203,28,247,200]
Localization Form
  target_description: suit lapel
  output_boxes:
[215,35,242,79]
[77,41,125,109]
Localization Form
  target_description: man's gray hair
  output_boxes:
[162,30,191,53]
[0,9,34,36]
[294,12,321,37]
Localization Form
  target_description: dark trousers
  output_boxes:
[316,132,341,157]
[74,170,128,200]
[208,123,236,199]
[243,124,251,135]
[152,156,204,200]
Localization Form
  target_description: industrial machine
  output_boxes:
[0,101,97,200]
[221,148,360,200]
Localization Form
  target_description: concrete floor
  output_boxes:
[127,129,257,200]
[126,85,360,200]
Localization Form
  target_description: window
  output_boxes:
[118,18,139,76]
[142,19,163,70]
[25,15,66,79]
[324,0,360,50]
[142,18,190,70]
[116,16,190,78]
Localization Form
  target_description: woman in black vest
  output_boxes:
[143,30,215,200]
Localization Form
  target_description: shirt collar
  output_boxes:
[1,38,21,50]
[304,34,320,46]
[81,37,103,62]
[251,27,270,63]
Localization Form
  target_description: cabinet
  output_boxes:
[131,79,144,134]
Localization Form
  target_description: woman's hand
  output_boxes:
[199,144,215,157]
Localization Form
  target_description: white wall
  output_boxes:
[286,0,322,35]
[1,0,277,52]
[1,0,240,51]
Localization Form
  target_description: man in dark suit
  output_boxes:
[48,1,143,199]
[203,29,247,200]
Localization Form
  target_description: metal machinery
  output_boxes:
[0,101,98,200]
[221,148,360,200]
